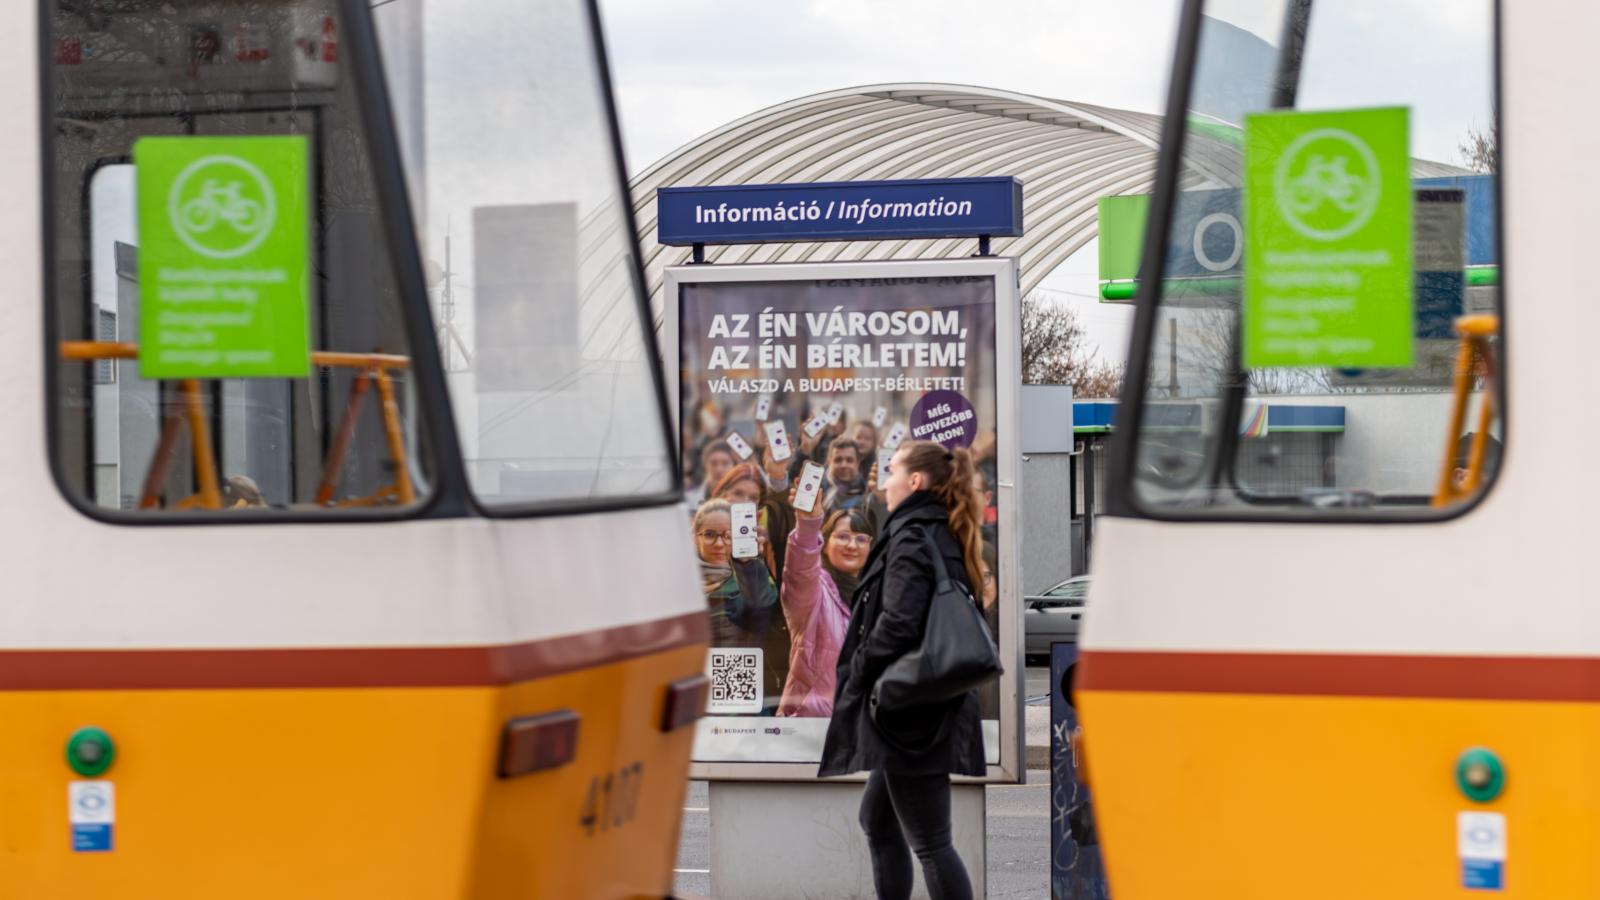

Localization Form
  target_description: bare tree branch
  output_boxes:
[1458,122,1498,174]
[1021,292,1125,398]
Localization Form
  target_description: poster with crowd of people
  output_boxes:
[672,265,1010,768]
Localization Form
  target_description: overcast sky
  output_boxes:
[596,0,1495,364]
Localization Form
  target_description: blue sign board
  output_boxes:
[656,177,1024,246]
[72,823,112,852]
[1462,859,1504,890]
[1416,175,1497,267]
[1166,187,1243,278]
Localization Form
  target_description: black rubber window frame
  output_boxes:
[1104,0,1507,525]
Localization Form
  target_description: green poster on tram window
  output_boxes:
[1243,106,1413,369]
[135,136,311,379]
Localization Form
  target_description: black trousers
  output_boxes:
[858,770,974,900]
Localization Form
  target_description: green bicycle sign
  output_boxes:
[136,136,310,379]
[1243,106,1413,370]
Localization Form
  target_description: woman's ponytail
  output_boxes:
[897,441,987,596]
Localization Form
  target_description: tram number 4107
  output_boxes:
[579,762,644,836]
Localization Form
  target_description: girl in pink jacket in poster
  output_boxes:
[778,501,876,717]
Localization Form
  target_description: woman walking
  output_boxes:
[820,440,988,900]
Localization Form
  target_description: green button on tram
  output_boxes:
[1455,747,1505,803]
[66,727,116,778]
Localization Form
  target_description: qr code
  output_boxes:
[707,647,763,714]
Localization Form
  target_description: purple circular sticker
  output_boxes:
[909,390,977,449]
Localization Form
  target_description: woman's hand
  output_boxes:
[763,446,788,485]
[798,422,822,458]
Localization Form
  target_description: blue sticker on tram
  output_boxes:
[1462,858,1503,890]
[71,823,113,852]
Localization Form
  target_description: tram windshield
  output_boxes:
[1120,0,1501,515]
[47,0,436,515]
[371,0,676,508]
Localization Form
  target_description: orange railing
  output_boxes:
[60,341,414,511]
[1431,314,1499,508]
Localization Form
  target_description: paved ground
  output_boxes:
[673,771,1051,898]
[1025,664,1051,702]
[673,666,1056,898]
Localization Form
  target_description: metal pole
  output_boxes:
[1168,316,1179,397]
[1083,440,1097,566]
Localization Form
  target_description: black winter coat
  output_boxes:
[819,491,986,777]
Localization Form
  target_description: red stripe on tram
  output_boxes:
[1077,650,1600,702]
[0,610,709,690]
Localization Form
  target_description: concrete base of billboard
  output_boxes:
[707,779,986,899]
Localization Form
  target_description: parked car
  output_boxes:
[1025,576,1089,662]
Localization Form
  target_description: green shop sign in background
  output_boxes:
[135,136,310,379]
[1097,194,1149,284]
[1243,106,1413,369]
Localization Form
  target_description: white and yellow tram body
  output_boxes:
[3,0,708,896]
[1080,0,1598,896]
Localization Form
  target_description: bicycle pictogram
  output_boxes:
[1286,155,1368,216]
[180,179,265,235]
[167,154,277,259]
[1272,127,1381,241]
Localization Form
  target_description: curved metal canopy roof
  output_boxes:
[597,82,1467,342]
[623,83,1177,322]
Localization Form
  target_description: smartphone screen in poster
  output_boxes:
[677,271,1006,769]
[764,420,792,461]
[793,461,824,514]
[730,502,759,559]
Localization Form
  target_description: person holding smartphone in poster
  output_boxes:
[711,464,796,708]
[693,498,782,715]
[712,463,794,582]
[777,475,876,717]
[820,441,988,900]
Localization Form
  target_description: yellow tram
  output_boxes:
[6,0,708,896]
[1078,0,1598,896]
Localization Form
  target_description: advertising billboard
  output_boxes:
[665,257,1022,781]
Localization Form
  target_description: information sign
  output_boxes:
[135,136,311,379]
[657,178,1023,246]
[1242,106,1414,369]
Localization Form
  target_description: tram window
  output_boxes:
[370,0,677,508]
[48,0,436,517]
[1123,0,1500,516]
